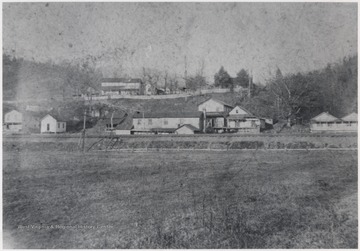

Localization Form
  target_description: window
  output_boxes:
[328,123,332,127]
[47,124,50,131]
[216,107,220,112]
[137,119,142,125]
[236,110,239,114]
[164,118,168,125]
[346,122,351,127]
[148,119,152,125]
[251,121,256,127]
[58,123,60,129]
[63,123,65,129]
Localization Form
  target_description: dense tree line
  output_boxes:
[213,66,252,91]
[242,55,357,124]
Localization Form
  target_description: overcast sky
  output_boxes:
[3,2,357,83]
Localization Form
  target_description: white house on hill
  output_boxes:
[41,114,67,134]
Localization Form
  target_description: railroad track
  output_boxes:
[4,132,357,140]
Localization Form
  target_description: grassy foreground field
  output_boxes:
[3,150,357,248]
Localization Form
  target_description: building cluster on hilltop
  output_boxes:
[81,77,247,99]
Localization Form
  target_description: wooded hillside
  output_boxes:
[3,54,357,123]
[3,54,101,101]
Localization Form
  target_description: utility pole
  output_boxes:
[110,110,114,130]
[143,111,145,129]
[248,69,252,99]
[81,109,86,153]
[184,56,188,80]
[203,109,206,133]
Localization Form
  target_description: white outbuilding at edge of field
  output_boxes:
[41,114,66,134]
[174,124,199,134]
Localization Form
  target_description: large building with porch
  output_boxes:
[340,112,358,131]
[132,111,203,134]
[310,112,358,132]
[226,106,262,133]
[197,98,234,132]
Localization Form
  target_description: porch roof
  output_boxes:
[204,112,228,118]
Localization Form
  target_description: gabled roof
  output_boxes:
[133,111,202,119]
[229,105,254,116]
[176,124,199,131]
[101,85,141,91]
[310,112,340,122]
[41,113,67,122]
[341,112,358,122]
[101,78,142,83]
[4,109,21,115]
[198,98,233,108]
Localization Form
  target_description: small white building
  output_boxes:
[226,106,261,133]
[41,114,66,134]
[174,124,199,135]
[4,110,23,132]
[4,110,45,133]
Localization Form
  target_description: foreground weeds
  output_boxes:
[3,150,357,248]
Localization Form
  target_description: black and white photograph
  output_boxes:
[2,2,358,249]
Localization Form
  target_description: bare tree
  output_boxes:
[168,74,179,94]
[268,73,318,126]
[141,67,162,94]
